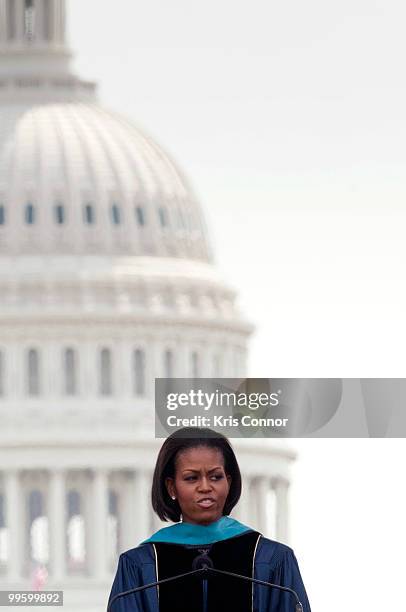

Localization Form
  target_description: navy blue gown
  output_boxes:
[108,518,311,612]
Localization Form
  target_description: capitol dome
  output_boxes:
[0,3,294,612]
[0,102,211,260]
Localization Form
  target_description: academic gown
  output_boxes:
[108,517,311,612]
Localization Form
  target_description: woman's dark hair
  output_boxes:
[152,427,242,522]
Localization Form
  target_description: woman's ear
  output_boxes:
[165,477,176,499]
[226,474,232,488]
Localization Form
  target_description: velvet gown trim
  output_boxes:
[152,531,262,612]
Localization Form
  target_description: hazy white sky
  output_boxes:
[68,0,406,376]
[292,438,406,611]
[68,3,406,611]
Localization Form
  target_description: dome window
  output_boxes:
[133,349,146,396]
[28,490,49,564]
[54,204,65,225]
[83,204,95,225]
[99,348,113,396]
[164,349,174,378]
[67,490,85,568]
[158,207,168,228]
[135,206,145,227]
[108,490,120,559]
[0,491,5,532]
[110,204,121,225]
[63,348,78,396]
[27,348,40,396]
[25,203,35,225]
[177,209,186,230]
[0,205,5,225]
[0,350,4,396]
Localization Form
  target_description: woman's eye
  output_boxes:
[184,474,223,481]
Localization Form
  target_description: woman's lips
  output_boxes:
[196,498,215,508]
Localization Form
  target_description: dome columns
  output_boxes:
[88,469,110,582]
[4,470,23,581]
[272,476,290,544]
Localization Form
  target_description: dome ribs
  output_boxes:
[0,103,212,260]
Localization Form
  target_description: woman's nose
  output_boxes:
[198,477,212,491]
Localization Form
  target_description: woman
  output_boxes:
[108,428,311,612]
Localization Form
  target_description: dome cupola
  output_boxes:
[0,0,95,100]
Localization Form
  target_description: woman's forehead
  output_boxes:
[175,446,224,467]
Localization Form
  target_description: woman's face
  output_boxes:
[166,446,231,525]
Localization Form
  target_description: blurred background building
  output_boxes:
[0,1,294,610]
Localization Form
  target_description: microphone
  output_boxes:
[107,552,304,612]
[107,567,205,612]
[191,548,214,570]
[205,559,304,612]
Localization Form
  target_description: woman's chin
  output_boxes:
[194,510,221,525]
